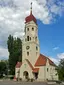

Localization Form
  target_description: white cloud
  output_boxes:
[50,52,64,65]
[13,32,25,39]
[0,46,9,59]
[49,57,59,65]
[57,53,64,59]
[53,47,59,50]
[0,0,64,59]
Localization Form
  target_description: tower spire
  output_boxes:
[30,2,32,15]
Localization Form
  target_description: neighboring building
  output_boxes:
[15,3,58,81]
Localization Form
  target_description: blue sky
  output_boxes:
[0,0,64,64]
[38,16,64,53]
[38,16,64,63]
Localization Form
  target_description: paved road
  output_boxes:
[0,80,63,85]
[0,80,46,85]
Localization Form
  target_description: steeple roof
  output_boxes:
[25,2,37,24]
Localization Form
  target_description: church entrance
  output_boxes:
[23,71,29,79]
[33,72,38,79]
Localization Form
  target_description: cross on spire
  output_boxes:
[30,2,32,15]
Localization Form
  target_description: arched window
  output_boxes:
[27,52,29,56]
[35,37,37,41]
[36,46,38,50]
[47,68,48,72]
[32,27,34,31]
[27,36,29,41]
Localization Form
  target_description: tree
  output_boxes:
[0,61,7,78]
[57,59,64,81]
[7,35,22,75]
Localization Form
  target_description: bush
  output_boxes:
[10,76,14,80]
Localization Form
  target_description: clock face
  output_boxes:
[26,46,30,50]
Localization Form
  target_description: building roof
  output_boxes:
[15,62,22,68]
[33,68,39,73]
[15,54,55,71]
[25,13,37,24]
[35,54,55,66]
[26,59,39,73]
[15,59,39,72]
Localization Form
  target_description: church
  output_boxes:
[15,3,58,81]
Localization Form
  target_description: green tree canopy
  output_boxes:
[0,61,7,78]
[57,59,64,81]
[7,35,22,75]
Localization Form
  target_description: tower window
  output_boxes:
[32,27,34,31]
[27,52,29,56]
[36,46,38,50]
[27,36,29,41]
[27,28,29,31]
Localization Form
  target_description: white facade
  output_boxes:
[38,59,58,81]
[19,60,34,80]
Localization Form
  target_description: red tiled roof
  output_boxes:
[25,59,39,72]
[35,54,55,66]
[35,54,46,66]
[32,68,39,73]
[25,13,37,24]
[15,62,22,68]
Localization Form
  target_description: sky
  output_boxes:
[0,0,64,64]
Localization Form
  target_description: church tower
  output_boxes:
[22,3,40,66]
[15,3,58,81]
